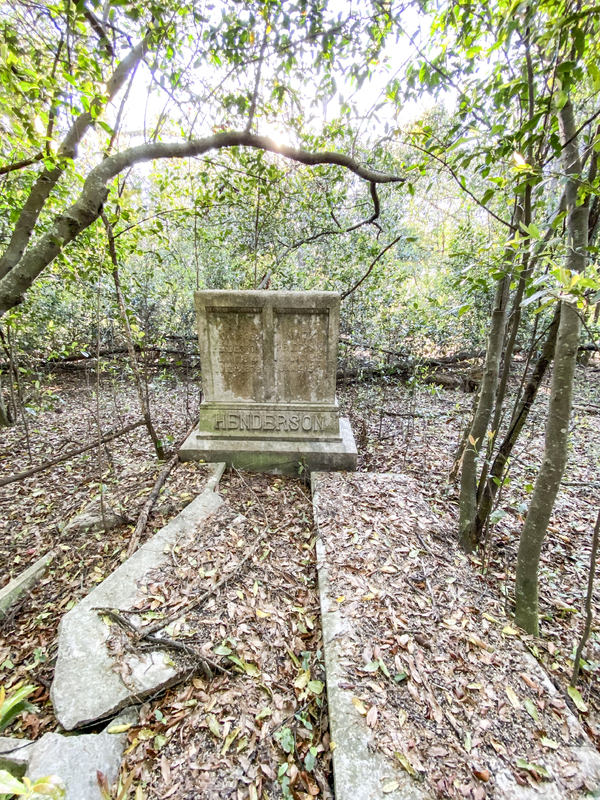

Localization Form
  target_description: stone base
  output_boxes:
[179,417,357,475]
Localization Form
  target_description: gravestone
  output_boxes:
[180,290,357,474]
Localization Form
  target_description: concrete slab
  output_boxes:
[180,416,357,475]
[65,500,126,534]
[312,471,600,800]
[26,709,136,800]
[0,551,55,618]
[0,736,35,777]
[51,464,225,730]
[313,471,431,800]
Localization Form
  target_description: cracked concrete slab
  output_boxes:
[51,464,225,730]
[0,736,35,777]
[0,551,54,618]
[26,709,136,800]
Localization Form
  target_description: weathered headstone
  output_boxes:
[180,290,357,474]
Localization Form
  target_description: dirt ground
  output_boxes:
[0,357,599,798]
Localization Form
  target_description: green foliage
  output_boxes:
[0,685,37,734]
[0,771,65,800]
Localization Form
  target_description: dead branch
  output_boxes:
[138,523,284,638]
[126,420,197,557]
[126,453,179,557]
[571,508,600,686]
[0,419,144,487]
[381,410,426,418]
[93,606,230,679]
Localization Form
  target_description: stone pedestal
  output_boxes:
[180,290,357,474]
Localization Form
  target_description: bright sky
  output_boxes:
[109,1,447,150]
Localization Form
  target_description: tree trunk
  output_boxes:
[459,273,512,551]
[515,99,588,635]
[103,214,165,460]
[0,39,148,281]
[474,304,561,538]
[0,374,12,427]
[476,190,532,512]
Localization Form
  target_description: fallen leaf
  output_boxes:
[505,686,521,709]
[567,685,588,713]
[352,697,368,715]
[366,705,378,727]
[524,698,539,721]
[394,752,415,776]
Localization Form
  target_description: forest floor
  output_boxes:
[0,356,599,798]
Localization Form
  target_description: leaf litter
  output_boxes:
[0,360,599,797]
[314,469,598,799]
[114,469,332,800]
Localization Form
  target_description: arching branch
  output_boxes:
[0,133,403,316]
[0,36,149,281]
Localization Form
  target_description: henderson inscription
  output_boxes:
[215,411,325,433]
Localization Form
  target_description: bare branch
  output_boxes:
[245,28,269,134]
[0,153,44,177]
[341,234,402,300]
[276,181,382,264]
[83,6,115,57]
[0,36,149,280]
[407,139,515,231]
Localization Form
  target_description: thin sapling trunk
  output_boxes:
[515,99,589,635]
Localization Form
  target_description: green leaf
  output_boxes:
[304,746,317,772]
[516,758,550,778]
[567,685,588,713]
[0,769,27,795]
[363,660,380,673]
[274,726,294,753]
[307,680,324,694]
[524,698,538,721]
[521,289,550,308]
[555,90,569,110]
[378,659,390,678]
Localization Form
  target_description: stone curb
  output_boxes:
[312,471,600,800]
[0,551,55,618]
[312,472,431,800]
[51,463,226,730]
[26,708,137,800]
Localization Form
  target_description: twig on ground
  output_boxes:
[413,527,453,564]
[93,607,229,679]
[571,508,600,686]
[0,419,145,487]
[137,523,285,638]
[126,419,198,556]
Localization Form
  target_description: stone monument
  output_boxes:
[179,290,357,474]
